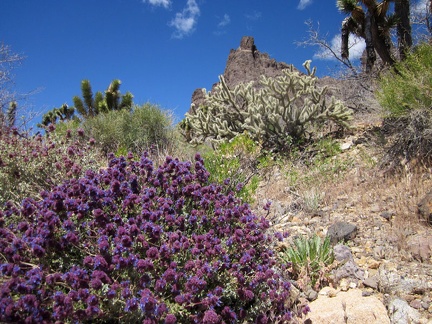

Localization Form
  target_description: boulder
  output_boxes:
[377,263,432,296]
[406,233,432,262]
[304,288,390,323]
[333,244,354,263]
[332,259,365,285]
[327,221,358,244]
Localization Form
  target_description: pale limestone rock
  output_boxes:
[304,288,390,324]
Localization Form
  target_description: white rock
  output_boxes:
[388,298,421,324]
[340,142,352,150]
[304,288,390,324]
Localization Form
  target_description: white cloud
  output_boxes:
[314,34,365,61]
[144,0,171,8]
[411,0,429,15]
[297,0,313,10]
[218,14,231,28]
[169,0,200,38]
[245,11,262,20]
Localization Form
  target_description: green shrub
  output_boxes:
[83,103,174,156]
[377,42,432,117]
[377,43,432,168]
[202,133,264,203]
[279,235,334,291]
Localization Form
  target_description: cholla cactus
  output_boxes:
[183,61,353,150]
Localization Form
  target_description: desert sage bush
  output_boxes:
[83,103,174,156]
[0,152,303,323]
[0,125,103,206]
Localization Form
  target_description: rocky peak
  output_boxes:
[223,36,291,88]
[190,36,292,111]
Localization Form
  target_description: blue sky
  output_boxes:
[0,0,426,127]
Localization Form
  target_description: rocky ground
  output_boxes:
[252,119,432,323]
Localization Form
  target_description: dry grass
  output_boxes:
[253,122,432,253]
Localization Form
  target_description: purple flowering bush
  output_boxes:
[0,125,103,206]
[0,152,298,323]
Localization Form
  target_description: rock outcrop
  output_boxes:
[190,36,292,111]
[189,36,380,115]
[223,36,291,88]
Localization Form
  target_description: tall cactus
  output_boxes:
[40,104,75,127]
[73,80,94,118]
[182,61,353,151]
[72,79,134,119]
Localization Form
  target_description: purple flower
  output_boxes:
[202,309,220,324]
[163,268,177,282]
[86,294,99,306]
[174,294,186,305]
[155,278,166,292]
[125,297,139,312]
[85,305,100,317]
[31,244,45,257]
[121,288,131,299]
[90,278,102,290]
[0,151,295,322]
[146,247,159,260]
[165,314,177,324]
[263,200,272,211]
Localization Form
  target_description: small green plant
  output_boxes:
[279,235,334,291]
[202,133,262,203]
[315,137,342,158]
[302,189,324,213]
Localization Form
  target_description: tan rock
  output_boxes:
[339,278,350,291]
[407,233,432,262]
[319,287,339,298]
[304,289,390,324]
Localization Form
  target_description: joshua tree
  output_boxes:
[40,104,75,127]
[395,0,413,60]
[337,0,412,72]
[73,79,133,118]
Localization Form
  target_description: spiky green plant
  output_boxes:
[73,79,133,118]
[39,104,76,127]
[279,234,334,290]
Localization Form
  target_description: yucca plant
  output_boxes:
[279,234,334,290]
